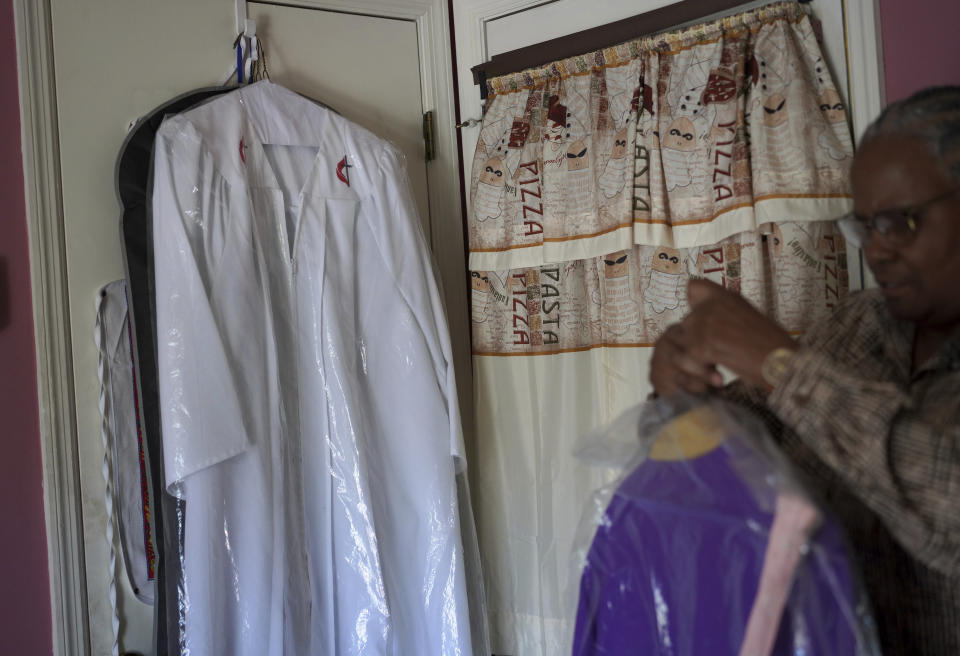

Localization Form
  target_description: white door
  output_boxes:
[43,1,465,654]
[450,2,881,654]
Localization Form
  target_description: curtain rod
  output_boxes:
[471,0,810,86]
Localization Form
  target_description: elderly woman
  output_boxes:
[651,86,960,651]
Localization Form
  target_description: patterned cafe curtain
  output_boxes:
[467,3,853,654]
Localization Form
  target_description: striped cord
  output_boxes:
[95,290,121,656]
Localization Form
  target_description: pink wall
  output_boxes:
[0,1,53,654]
[878,0,960,103]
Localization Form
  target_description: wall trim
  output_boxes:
[842,0,885,140]
[840,0,884,289]
[13,1,90,655]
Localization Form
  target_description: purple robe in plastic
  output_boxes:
[572,442,866,655]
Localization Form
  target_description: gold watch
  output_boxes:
[761,347,796,388]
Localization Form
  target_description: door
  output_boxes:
[43,1,464,654]
[451,1,880,653]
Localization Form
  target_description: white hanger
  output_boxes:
[219,2,258,85]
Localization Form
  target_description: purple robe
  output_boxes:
[572,441,869,655]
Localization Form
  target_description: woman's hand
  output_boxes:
[650,322,724,397]
[650,279,797,396]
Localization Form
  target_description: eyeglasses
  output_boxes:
[836,188,958,248]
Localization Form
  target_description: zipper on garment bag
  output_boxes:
[273,192,297,268]
[290,192,307,270]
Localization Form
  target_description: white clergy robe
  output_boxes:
[153,80,471,655]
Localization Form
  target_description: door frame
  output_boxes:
[14,1,89,653]
[840,0,886,144]
[15,1,467,654]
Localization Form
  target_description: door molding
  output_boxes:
[14,1,90,655]
[842,0,886,138]
[453,0,545,193]
[17,1,467,655]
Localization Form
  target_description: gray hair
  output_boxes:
[861,85,960,183]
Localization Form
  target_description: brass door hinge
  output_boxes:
[423,110,436,162]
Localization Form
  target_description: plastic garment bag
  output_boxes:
[116,85,234,655]
[152,81,476,655]
[569,396,882,656]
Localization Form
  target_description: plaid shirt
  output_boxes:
[727,288,960,654]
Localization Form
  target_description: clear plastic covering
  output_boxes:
[151,81,482,655]
[570,395,881,656]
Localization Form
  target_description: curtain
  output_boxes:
[467,3,853,654]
